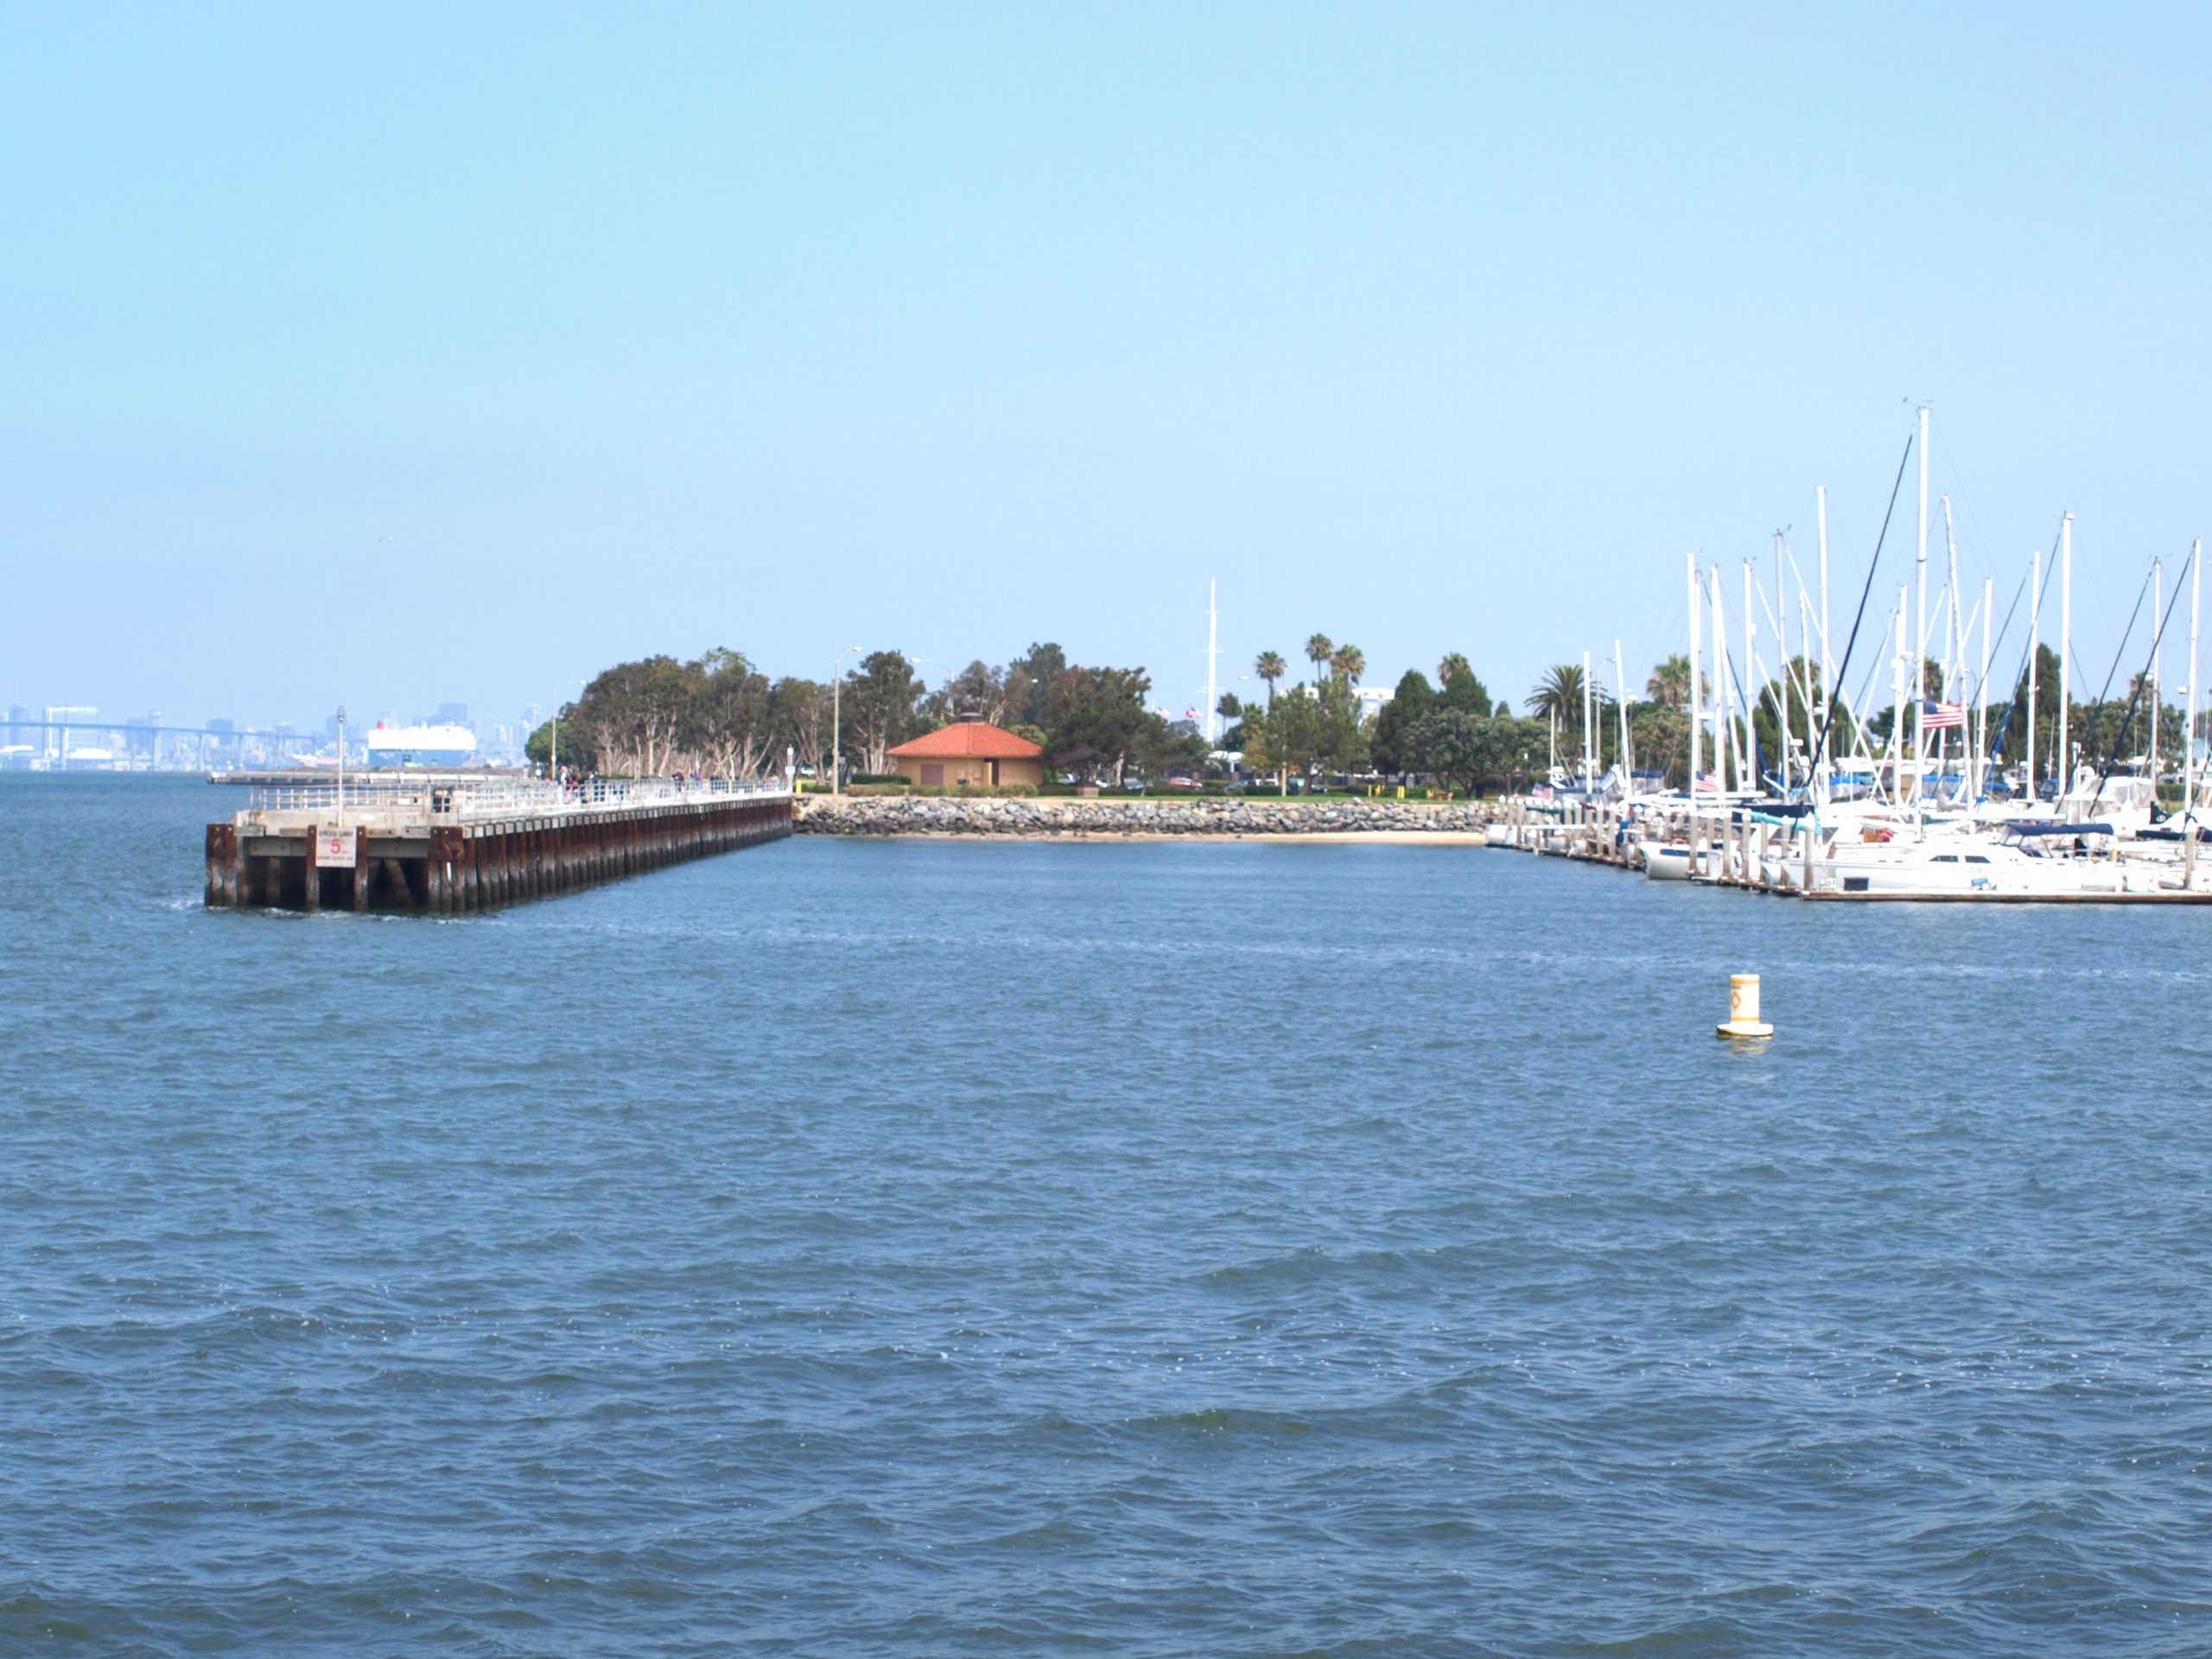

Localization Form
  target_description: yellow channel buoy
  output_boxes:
[1716,972,1773,1039]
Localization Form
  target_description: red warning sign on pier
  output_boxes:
[315,829,357,867]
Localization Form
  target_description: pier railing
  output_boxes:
[245,773,791,825]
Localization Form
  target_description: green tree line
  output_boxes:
[529,642,1207,783]
[528,637,2202,792]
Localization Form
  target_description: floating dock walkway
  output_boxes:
[206,777,791,912]
[1482,798,2212,903]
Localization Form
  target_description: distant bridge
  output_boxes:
[3,720,315,743]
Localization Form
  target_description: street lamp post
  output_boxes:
[831,645,863,795]
[336,704,346,817]
[549,680,584,789]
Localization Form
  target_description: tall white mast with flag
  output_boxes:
[1205,579,1219,745]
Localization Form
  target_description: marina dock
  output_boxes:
[205,776,791,912]
[1481,797,2212,903]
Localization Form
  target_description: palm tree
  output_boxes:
[1437,652,1472,690]
[1646,653,1690,710]
[1331,644,1365,687]
[1527,662,1586,722]
[1305,633,1334,684]
[1254,651,1286,709]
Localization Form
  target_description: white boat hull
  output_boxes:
[1818,855,2126,897]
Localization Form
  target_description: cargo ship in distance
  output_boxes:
[362,721,478,769]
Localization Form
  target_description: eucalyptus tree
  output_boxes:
[925,659,1012,728]
[574,655,696,778]
[1006,642,1066,729]
[842,651,925,775]
[1256,677,1367,792]
[1046,664,1156,785]
[769,677,831,781]
[689,648,774,778]
[1268,683,1329,792]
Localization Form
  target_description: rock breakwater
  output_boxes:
[793,794,1496,837]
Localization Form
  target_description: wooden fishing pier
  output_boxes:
[205,777,791,913]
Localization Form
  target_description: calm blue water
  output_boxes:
[5,774,2212,1656]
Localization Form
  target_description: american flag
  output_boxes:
[1919,698,1965,731]
[1694,772,1721,793]
[1184,707,1200,720]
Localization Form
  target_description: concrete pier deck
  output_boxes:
[206,777,791,912]
[207,766,530,787]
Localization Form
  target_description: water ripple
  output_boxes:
[3,777,2210,1656]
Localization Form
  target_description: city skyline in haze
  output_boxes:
[5,4,2209,730]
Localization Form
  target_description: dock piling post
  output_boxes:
[205,824,238,908]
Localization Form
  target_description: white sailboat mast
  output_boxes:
[2152,560,2164,785]
[1205,578,1219,747]
[1942,496,1962,692]
[1893,587,1909,803]
[2189,539,2202,874]
[1775,531,1791,791]
[1742,561,1757,791]
[1979,576,1993,803]
[1800,588,1814,788]
[1914,405,1930,798]
[2027,548,2040,801]
[1582,649,1594,790]
[1942,495,1961,800]
[2060,513,2074,789]
[1711,566,1732,792]
[1817,484,1832,796]
[1688,550,1703,868]
[1614,638,1630,789]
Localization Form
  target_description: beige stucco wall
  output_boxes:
[894,753,1045,789]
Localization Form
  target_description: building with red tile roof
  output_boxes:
[887,715,1046,789]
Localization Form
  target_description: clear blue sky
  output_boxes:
[4,3,2209,728]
